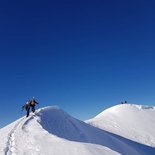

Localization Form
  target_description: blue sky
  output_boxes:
[0,0,155,128]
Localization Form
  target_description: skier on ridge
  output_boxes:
[22,97,39,117]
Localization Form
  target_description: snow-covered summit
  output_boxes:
[0,105,155,155]
[92,104,155,119]
[87,104,155,147]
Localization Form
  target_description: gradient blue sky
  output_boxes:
[1,0,155,128]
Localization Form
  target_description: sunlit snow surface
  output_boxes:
[87,104,155,147]
[0,104,155,155]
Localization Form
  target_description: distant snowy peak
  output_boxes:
[131,104,155,110]
[87,104,155,147]
[94,104,155,119]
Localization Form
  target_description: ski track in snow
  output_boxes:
[4,114,41,155]
[4,119,23,155]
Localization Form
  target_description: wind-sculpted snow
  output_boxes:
[0,105,155,155]
[37,106,89,141]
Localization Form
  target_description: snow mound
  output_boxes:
[87,104,155,147]
[0,105,155,155]
[93,104,155,118]
[35,106,89,141]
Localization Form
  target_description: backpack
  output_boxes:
[22,103,30,111]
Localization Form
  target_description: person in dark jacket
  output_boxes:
[22,97,39,117]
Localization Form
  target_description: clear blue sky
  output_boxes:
[0,0,155,128]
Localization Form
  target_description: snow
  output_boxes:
[0,104,155,155]
[87,104,155,147]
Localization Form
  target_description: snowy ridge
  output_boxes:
[87,104,155,147]
[0,105,155,155]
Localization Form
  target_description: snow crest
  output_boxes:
[87,104,155,147]
[0,105,155,155]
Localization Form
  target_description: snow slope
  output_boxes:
[0,105,155,155]
[87,104,155,147]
